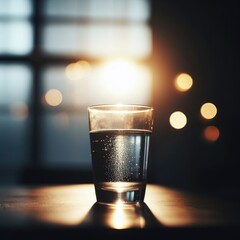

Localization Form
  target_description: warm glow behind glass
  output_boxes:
[174,73,193,92]
[169,111,187,129]
[200,102,217,120]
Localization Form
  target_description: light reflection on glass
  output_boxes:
[169,111,187,129]
[114,135,125,183]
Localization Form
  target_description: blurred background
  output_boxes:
[0,0,238,199]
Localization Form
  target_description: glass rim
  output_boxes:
[88,104,153,112]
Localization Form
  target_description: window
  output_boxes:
[0,0,33,183]
[0,0,33,54]
[0,0,152,183]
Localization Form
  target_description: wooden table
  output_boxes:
[0,184,239,239]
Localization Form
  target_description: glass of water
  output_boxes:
[88,104,154,205]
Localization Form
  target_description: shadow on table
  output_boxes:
[80,201,162,229]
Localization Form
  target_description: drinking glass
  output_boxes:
[88,104,153,205]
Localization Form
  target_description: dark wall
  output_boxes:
[150,0,239,199]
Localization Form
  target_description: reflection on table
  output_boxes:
[81,202,160,229]
[0,184,240,239]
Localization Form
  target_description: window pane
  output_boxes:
[0,21,33,55]
[42,23,151,58]
[43,0,150,21]
[0,64,32,168]
[0,64,32,105]
[40,113,91,169]
[0,0,32,17]
[0,115,31,167]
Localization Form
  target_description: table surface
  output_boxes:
[0,184,239,240]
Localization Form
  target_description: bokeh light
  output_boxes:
[203,126,220,142]
[45,89,63,106]
[200,102,217,120]
[174,73,193,92]
[65,60,91,81]
[169,111,187,129]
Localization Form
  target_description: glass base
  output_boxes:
[94,182,146,205]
